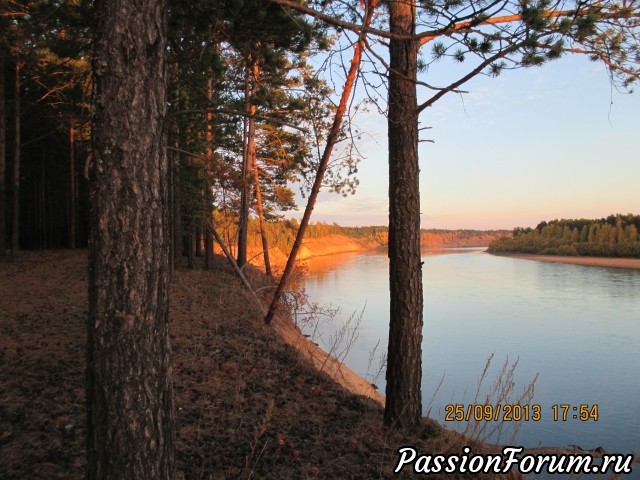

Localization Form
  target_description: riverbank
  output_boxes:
[241,233,384,272]
[492,252,640,269]
[0,250,524,479]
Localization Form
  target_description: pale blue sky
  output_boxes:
[298,52,639,230]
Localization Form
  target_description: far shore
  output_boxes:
[492,252,640,269]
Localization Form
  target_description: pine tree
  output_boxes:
[87,1,174,477]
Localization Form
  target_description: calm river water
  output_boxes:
[301,248,640,457]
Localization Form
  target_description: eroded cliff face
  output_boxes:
[295,234,381,260]
[213,233,382,272]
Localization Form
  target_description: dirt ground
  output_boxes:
[1,250,522,479]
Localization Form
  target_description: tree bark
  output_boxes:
[247,61,272,276]
[253,153,272,276]
[204,75,214,270]
[40,156,46,248]
[384,0,424,432]
[237,55,255,269]
[196,227,204,257]
[187,226,194,268]
[0,50,6,256]
[169,147,175,278]
[69,125,76,249]
[11,59,21,255]
[204,227,212,268]
[88,1,174,478]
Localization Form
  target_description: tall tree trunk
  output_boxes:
[384,0,424,432]
[0,50,6,257]
[253,156,272,276]
[204,76,214,270]
[168,65,180,280]
[69,125,76,249]
[204,226,212,268]
[11,60,21,255]
[186,227,194,268]
[195,227,203,257]
[169,147,175,278]
[246,56,272,275]
[237,56,254,269]
[88,1,174,479]
[40,156,46,248]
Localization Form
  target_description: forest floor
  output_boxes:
[0,250,528,479]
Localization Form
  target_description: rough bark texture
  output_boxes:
[253,154,272,276]
[237,57,254,269]
[11,60,20,254]
[248,62,272,276]
[88,1,175,479]
[204,76,214,270]
[384,0,424,431]
[0,50,6,256]
[69,125,76,249]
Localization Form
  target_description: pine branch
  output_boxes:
[417,41,524,114]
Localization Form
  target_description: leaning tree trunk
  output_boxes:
[87,1,175,479]
[384,0,424,432]
[263,0,378,325]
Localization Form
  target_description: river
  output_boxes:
[300,247,640,459]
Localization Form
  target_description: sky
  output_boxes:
[294,51,640,230]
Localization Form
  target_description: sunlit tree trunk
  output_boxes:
[88,0,175,478]
[264,0,378,324]
[384,0,424,432]
[237,54,255,269]
[253,154,272,276]
[246,60,272,276]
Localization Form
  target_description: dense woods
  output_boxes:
[0,1,354,263]
[489,214,640,257]
[0,1,91,252]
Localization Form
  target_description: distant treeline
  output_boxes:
[215,216,506,254]
[488,213,640,258]
[420,229,507,247]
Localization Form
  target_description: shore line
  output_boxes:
[491,252,640,269]
[271,313,386,406]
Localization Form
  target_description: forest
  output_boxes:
[488,213,640,257]
[0,1,354,264]
[1,0,639,478]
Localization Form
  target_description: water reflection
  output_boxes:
[302,248,640,461]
